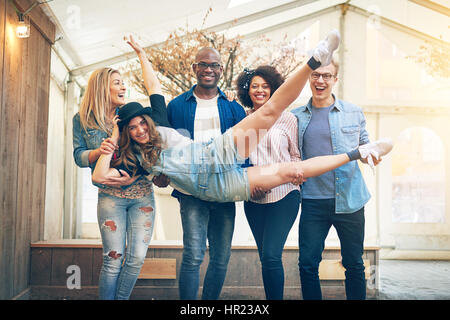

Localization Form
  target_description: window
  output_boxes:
[391,127,445,223]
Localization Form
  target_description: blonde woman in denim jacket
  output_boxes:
[72,36,165,300]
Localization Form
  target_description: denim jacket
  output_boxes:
[167,85,247,198]
[72,112,145,190]
[290,96,371,213]
[72,113,108,170]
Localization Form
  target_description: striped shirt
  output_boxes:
[249,111,301,204]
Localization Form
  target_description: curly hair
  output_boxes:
[236,65,284,109]
[111,114,162,176]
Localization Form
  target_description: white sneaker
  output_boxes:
[358,138,394,169]
[311,29,340,66]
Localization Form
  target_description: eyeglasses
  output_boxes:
[193,62,222,71]
[310,72,335,81]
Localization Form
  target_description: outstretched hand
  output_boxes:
[125,34,145,56]
[124,34,162,96]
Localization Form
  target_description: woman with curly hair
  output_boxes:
[236,65,284,112]
[235,65,302,299]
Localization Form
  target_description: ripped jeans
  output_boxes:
[97,192,155,300]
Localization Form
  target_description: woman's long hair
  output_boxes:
[111,114,162,176]
[79,68,120,133]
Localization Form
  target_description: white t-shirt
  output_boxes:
[154,126,192,195]
[157,93,222,196]
[192,93,222,143]
[157,126,191,149]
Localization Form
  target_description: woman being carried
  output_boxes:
[93,31,393,203]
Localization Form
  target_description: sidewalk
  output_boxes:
[378,260,450,300]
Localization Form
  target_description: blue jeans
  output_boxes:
[298,198,366,300]
[178,194,235,300]
[97,192,155,300]
[244,190,300,300]
[152,129,250,203]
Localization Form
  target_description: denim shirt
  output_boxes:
[290,96,371,213]
[167,85,247,198]
[72,112,145,190]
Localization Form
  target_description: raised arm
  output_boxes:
[127,36,172,128]
[126,35,162,96]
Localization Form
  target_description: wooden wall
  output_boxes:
[0,0,54,299]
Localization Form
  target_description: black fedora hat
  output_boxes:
[117,102,152,131]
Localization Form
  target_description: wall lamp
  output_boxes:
[9,0,53,38]
[16,12,30,38]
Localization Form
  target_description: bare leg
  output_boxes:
[233,64,313,159]
[247,154,350,194]
[233,30,341,159]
